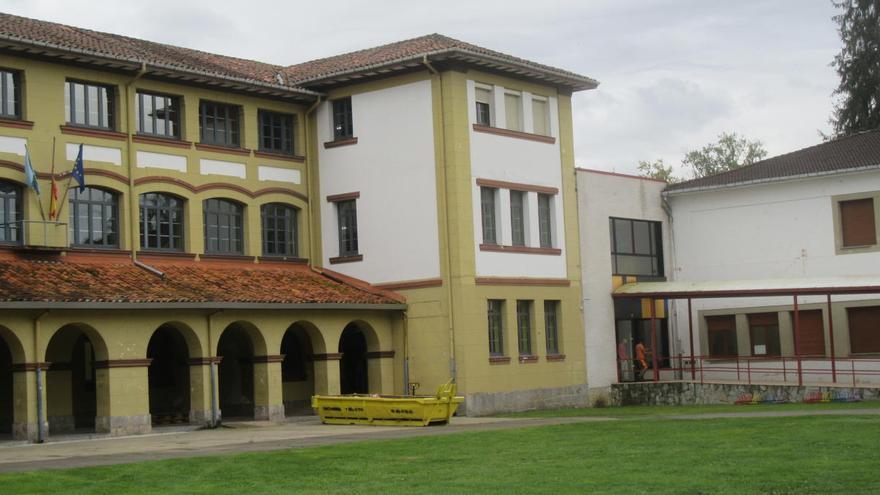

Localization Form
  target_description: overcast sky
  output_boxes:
[3,0,842,177]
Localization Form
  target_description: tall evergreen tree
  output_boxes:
[831,0,880,137]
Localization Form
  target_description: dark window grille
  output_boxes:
[337,199,358,256]
[538,193,553,248]
[0,180,21,244]
[69,186,118,247]
[481,187,497,244]
[139,192,184,251]
[517,300,533,356]
[510,190,526,246]
[136,91,180,138]
[261,203,298,256]
[259,110,295,154]
[544,300,560,355]
[203,198,244,254]
[0,69,21,119]
[332,97,353,140]
[488,299,505,356]
[65,80,114,129]
[610,217,663,276]
[199,101,240,147]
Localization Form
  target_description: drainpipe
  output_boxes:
[422,55,457,381]
[303,97,322,268]
[125,63,148,262]
[34,310,49,443]
[207,310,223,428]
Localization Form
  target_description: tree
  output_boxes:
[637,159,678,183]
[682,132,767,179]
[831,0,880,137]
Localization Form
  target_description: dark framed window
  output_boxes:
[0,180,21,244]
[0,69,22,119]
[840,198,876,247]
[517,300,533,356]
[610,217,663,276]
[337,199,358,256]
[475,86,492,126]
[259,110,295,155]
[748,313,780,357]
[136,91,180,139]
[69,186,118,247]
[332,97,353,140]
[481,187,497,244]
[707,315,737,358]
[848,306,880,354]
[199,101,240,147]
[510,190,526,247]
[488,299,505,356]
[65,80,115,129]
[204,198,244,254]
[261,203,298,256]
[544,300,560,355]
[139,192,184,251]
[538,193,553,248]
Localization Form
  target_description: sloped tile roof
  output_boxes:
[666,129,880,194]
[0,258,403,306]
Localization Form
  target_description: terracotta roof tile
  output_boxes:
[0,258,403,306]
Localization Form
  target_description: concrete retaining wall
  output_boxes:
[461,384,589,416]
[612,381,880,406]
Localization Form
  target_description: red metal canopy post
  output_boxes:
[793,295,802,387]
[827,293,836,383]
[650,298,658,382]
[688,297,695,380]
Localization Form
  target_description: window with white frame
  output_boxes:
[504,91,522,131]
[480,186,498,245]
[475,85,493,126]
[532,96,549,136]
[510,190,526,246]
[538,193,553,248]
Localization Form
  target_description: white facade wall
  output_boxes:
[317,79,440,285]
[577,170,670,391]
[466,79,568,279]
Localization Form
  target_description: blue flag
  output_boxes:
[71,143,85,192]
[23,144,40,195]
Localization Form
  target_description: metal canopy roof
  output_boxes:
[612,277,880,299]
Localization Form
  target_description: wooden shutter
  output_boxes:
[790,309,825,356]
[848,306,880,354]
[840,198,876,247]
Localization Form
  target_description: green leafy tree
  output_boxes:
[831,0,880,137]
[637,159,678,183]
[682,132,767,179]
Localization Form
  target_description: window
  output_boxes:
[532,97,548,136]
[538,193,553,248]
[487,299,505,356]
[0,180,21,244]
[707,315,737,357]
[0,69,21,119]
[848,306,880,354]
[504,92,522,131]
[259,110,295,155]
[475,86,492,126]
[199,101,240,147]
[337,199,358,256]
[136,91,180,139]
[261,203,298,257]
[840,198,876,247]
[139,192,184,251]
[516,300,533,356]
[65,80,114,129]
[203,198,244,254]
[610,218,663,276]
[480,187,498,245]
[69,187,118,247]
[510,190,526,247]
[544,300,560,355]
[748,313,780,356]
[332,97,353,140]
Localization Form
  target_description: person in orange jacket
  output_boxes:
[634,339,649,381]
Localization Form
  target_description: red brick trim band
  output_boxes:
[0,117,34,130]
[188,357,223,365]
[475,277,571,287]
[252,355,286,363]
[475,178,559,195]
[479,244,561,255]
[312,353,343,361]
[95,359,153,368]
[546,354,566,362]
[489,356,511,364]
[323,137,358,149]
[200,254,257,263]
[194,143,252,156]
[374,278,443,290]
[254,150,306,163]
[132,134,193,149]
[326,191,360,202]
[519,355,539,364]
[60,125,127,141]
[329,254,363,264]
[257,256,309,264]
[472,124,556,144]
[366,351,395,359]
[133,176,308,202]
[11,362,52,372]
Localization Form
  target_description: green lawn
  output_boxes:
[3,413,880,494]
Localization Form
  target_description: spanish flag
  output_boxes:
[49,175,59,220]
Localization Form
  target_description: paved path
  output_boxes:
[0,408,876,474]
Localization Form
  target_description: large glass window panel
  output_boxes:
[139,192,184,251]
[488,299,505,356]
[65,81,114,129]
[510,190,526,246]
[0,70,21,119]
[337,200,358,256]
[69,187,118,247]
[0,180,21,244]
[481,187,497,244]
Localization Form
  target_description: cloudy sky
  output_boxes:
[3,0,842,177]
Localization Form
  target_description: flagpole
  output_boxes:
[57,147,77,218]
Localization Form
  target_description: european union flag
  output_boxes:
[71,143,85,192]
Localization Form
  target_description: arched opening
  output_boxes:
[147,325,191,425]
[45,325,104,434]
[0,335,12,437]
[339,324,368,394]
[217,324,255,419]
[280,323,316,415]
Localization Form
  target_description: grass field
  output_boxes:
[2,410,879,494]
[503,400,880,418]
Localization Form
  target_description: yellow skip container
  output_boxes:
[311,381,463,426]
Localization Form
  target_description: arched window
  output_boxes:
[0,180,21,244]
[261,203,298,257]
[69,186,118,247]
[203,198,243,254]
[139,192,184,251]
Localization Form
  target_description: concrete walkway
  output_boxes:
[0,408,876,474]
